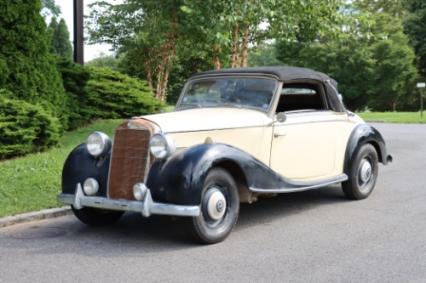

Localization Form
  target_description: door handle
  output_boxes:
[274,133,287,138]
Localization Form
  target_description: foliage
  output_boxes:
[86,55,121,71]
[85,67,163,118]
[0,91,61,159]
[88,0,343,101]
[57,60,91,130]
[87,0,183,101]
[276,4,418,111]
[404,0,426,79]
[58,61,163,126]
[0,0,68,126]
[248,43,283,67]
[0,119,121,217]
[49,18,73,59]
[41,0,60,17]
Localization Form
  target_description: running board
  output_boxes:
[249,174,348,194]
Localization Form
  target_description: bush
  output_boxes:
[0,91,61,159]
[58,61,163,127]
[57,60,91,130]
[85,67,163,118]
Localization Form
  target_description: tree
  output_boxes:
[248,43,283,67]
[88,0,343,102]
[404,0,426,79]
[41,0,60,18]
[0,0,67,125]
[47,16,58,53]
[88,0,183,102]
[181,0,343,68]
[276,3,418,111]
[51,18,73,59]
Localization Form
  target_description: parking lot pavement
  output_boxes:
[0,123,425,283]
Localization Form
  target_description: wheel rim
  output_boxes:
[202,186,228,226]
[358,158,374,193]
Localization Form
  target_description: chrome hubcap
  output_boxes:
[206,188,227,221]
[359,159,372,184]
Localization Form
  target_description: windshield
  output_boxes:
[177,77,278,112]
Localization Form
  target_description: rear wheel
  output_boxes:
[342,144,379,200]
[72,206,124,227]
[184,168,239,244]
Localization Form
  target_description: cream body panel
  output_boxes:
[143,107,273,164]
[143,107,269,133]
[169,127,272,165]
[271,111,358,180]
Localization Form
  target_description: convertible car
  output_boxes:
[59,66,392,244]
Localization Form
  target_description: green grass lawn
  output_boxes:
[358,112,426,124]
[0,119,122,217]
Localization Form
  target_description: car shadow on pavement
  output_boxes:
[236,185,346,230]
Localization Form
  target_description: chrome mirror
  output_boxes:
[275,112,287,123]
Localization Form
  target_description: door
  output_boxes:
[270,82,352,180]
[270,111,348,180]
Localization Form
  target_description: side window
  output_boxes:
[276,83,328,113]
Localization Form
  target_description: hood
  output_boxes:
[141,107,271,133]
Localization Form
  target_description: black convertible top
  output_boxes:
[190,66,345,112]
[191,66,334,83]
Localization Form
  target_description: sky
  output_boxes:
[54,0,123,62]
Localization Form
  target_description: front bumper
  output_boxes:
[58,183,200,217]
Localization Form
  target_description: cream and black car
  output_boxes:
[59,67,392,244]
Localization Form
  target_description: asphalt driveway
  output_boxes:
[0,123,425,283]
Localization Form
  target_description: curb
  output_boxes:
[0,207,72,228]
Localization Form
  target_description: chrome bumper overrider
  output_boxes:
[58,183,200,217]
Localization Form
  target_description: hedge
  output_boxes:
[0,91,61,159]
[85,67,162,118]
[58,61,162,129]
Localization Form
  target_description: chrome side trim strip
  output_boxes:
[58,183,200,217]
[249,174,348,193]
[165,124,267,134]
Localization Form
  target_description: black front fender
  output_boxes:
[61,144,111,196]
[146,143,288,205]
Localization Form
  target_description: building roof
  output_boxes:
[191,66,334,82]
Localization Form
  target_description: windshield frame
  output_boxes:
[175,75,281,115]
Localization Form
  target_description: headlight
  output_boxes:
[86,131,111,157]
[149,133,175,159]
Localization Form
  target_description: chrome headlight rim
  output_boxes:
[149,133,175,159]
[86,131,111,158]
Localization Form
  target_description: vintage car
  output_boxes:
[59,66,392,244]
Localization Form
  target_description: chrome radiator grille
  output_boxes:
[108,122,153,200]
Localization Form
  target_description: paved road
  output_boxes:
[1,123,425,283]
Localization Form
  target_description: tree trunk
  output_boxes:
[152,0,178,101]
[213,44,221,69]
[160,64,171,102]
[144,62,154,91]
[231,24,240,68]
[155,63,165,100]
[239,26,250,67]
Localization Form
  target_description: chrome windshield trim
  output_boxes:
[175,75,280,115]
[58,183,200,217]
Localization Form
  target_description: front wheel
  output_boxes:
[72,206,124,227]
[184,168,240,244]
[342,144,379,200]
